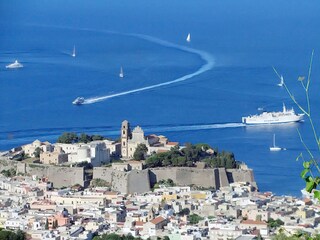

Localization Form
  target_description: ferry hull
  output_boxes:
[242,115,304,125]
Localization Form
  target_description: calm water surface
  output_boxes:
[1,0,320,196]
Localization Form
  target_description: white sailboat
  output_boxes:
[6,60,23,69]
[119,66,124,78]
[270,134,282,151]
[72,45,76,57]
[186,33,191,42]
[277,75,284,87]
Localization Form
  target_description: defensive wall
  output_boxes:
[93,167,151,194]
[0,158,257,193]
[0,158,85,188]
[93,166,257,194]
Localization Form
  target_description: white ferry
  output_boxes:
[242,104,304,125]
[72,97,85,105]
[6,60,23,69]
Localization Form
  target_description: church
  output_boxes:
[121,120,179,159]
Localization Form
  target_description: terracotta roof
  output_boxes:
[150,216,166,225]
[298,223,312,228]
[135,221,144,226]
[157,149,169,153]
[304,198,312,204]
[167,142,179,146]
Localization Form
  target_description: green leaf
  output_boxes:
[303,161,310,169]
[300,169,309,179]
[305,176,315,192]
[315,177,320,185]
[314,190,320,201]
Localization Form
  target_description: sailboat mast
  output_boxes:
[72,45,76,57]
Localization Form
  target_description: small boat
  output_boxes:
[277,75,284,87]
[186,33,191,42]
[6,60,23,69]
[270,134,282,151]
[72,45,76,57]
[119,66,124,78]
[72,97,85,105]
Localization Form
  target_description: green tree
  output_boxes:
[57,132,78,144]
[33,147,42,158]
[91,178,110,187]
[0,229,25,240]
[93,233,142,240]
[268,218,284,228]
[79,133,91,143]
[188,213,204,225]
[92,135,105,141]
[145,155,162,168]
[1,168,16,178]
[133,143,148,160]
[144,143,237,169]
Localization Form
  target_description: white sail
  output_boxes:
[119,66,124,78]
[186,33,191,42]
[6,60,23,69]
[270,134,282,151]
[72,45,76,57]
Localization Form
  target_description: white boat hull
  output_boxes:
[72,97,85,105]
[242,115,304,124]
[270,147,282,151]
[6,62,23,69]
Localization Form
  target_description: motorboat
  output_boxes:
[72,97,85,105]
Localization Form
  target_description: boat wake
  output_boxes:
[0,122,244,148]
[82,33,214,104]
[28,24,214,104]
[144,122,244,133]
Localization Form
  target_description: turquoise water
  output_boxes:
[1,0,320,196]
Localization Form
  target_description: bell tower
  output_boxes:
[121,120,131,158]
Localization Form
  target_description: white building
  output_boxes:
[22,140,53,157]
[57,141,110,167]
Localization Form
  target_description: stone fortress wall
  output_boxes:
[0,158,85,188]
[93,166,257,194]
[0,158,257,193]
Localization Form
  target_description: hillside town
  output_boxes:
[0,174,318,240]
[0,120,318,239]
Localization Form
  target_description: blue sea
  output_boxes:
[1,0,320,196]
